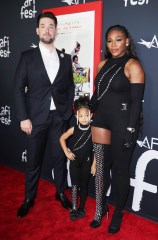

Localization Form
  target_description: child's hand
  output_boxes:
[66,149,75,161]
[91,163,96,176]
[91,156,96,176]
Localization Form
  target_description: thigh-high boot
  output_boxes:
[90,143,111,228]
[108,147,133,234]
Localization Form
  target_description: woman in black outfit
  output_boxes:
[90,25,145,234]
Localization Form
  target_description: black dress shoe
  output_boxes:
[76,208,85,219]
[55,192,72,210]
[17,198,34,218]
[108,210,123,234]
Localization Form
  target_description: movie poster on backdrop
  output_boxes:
[43,1,103,100]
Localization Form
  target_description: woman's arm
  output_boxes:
[126,59,145,127]
[125,59,144,84]
[122,59,145,150]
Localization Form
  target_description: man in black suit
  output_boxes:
[15,12,74,218]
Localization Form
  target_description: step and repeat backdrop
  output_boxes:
[0,0,158,222]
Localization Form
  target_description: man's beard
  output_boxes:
[40,37,55,44]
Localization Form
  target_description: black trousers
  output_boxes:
[25,110,68,200]
[70,156,92,209]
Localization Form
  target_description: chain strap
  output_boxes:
[97,65,122,100]
[73,132,92,151]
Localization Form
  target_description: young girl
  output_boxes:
[60,96,96,220]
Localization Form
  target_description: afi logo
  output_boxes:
[131,150,158,211]
[21,0,37,19]
[138,35,158,49]
[0,106,11,125]
[137,137,158,149]
[121,103,127,111]
[124,0,149,7]
[0,36,10,58]
[131,136,158,211]
[22,150,27,162]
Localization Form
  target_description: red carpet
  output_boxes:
[0,164,157,240]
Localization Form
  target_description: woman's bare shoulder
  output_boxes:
[125,58,145,83]
[97,60,107,73]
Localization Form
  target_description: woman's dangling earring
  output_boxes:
[88,110,91,123]
[126,43,129,55]
[77,111,79,125]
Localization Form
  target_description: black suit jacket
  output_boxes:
[14,47,74,125]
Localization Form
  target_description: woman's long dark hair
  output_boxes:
[105,25,138,59]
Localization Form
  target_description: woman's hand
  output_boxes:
[121,129,134,151]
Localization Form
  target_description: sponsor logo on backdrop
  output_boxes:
[0,106,11,125]
[137,137,158,149]
[22,150,27,162]
[124,0,149,7]
[131,137,158,211]
[138,35,158,49]
[0,36,10,58]
[61,0,85,5]
[20,0,37,19]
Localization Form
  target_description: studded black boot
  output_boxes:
[70,185,78,221]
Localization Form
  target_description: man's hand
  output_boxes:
[20,119,32,135]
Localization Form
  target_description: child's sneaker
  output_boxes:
[77,208,85,218]
[70,209,78,220]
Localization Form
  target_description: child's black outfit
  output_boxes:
[70,123,93,219]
